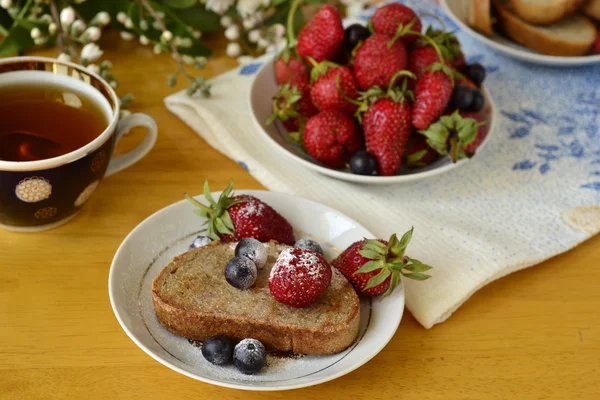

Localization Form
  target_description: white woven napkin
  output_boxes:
[165,0,600,328]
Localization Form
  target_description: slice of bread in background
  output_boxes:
[469,0,495,35]
[152,241,361,355]
[582,0,600,20]
[494,0,596,56]
[509,0,587,24]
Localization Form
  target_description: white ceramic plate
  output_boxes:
[441,0,600,67]
[109,190,405,391]
[249,58,496,184]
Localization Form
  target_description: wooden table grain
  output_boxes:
[1,33,599,400]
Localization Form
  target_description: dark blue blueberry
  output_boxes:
[234,339,267,374]
[225,256,257,290]
[343,24,371,55]
[235,238,267,269]
[201,336,236,365]
[350,151,378,176]
[448,84,475,111]
[464,63,486,87]
[190,235,213,250]
[294,238,324,255]
[467,90,485,113]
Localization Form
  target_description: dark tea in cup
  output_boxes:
[0,83,109,162]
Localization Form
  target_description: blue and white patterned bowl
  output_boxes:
[249,58,497,184]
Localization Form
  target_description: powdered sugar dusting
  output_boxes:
[269,248,325,281]
[239,199,266,218]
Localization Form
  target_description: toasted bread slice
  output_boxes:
[508,0,587,24]
[468,0,495,36]
[582,0,600,20]
[152,241,360,355]
[494,0,596,56]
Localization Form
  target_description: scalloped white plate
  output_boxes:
[109,190,405,391]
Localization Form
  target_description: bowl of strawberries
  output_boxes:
[250,1,496,184]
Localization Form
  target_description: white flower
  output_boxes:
[0,0,12,9]
[237,0,262,18]
[120,31,135,41]
[139,19,149,31]
[192,30,202,39]
[110,80,118,89]
[257,38,269,49]
[226,42,241,57]
[95,11,110,26]
[180,37,193,47]
[71,19,86,34]
[87,64,100,74]
[224,25,239,41]
[261,0,270,6]
[124,18,134,29]
[116,12,127,24]
[242,16,256,30]
[237,55,255,65]
[248,29,261,43]
[205,0,234,15]
[220,15,232,28]
[139,35,149,45]
[182,55,195,65]
[161,30,173,41]
[57,53,71,62]
[60,7,75,26]
[153,44,162,54]
[30,27,41,39]
[48,23,57,35]
[84,26,101,42]
[81,43,103,62]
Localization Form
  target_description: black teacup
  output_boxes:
[0,57,157,232]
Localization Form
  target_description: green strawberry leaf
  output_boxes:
[353,260,383,275]
[358,249,384,260]
[364,268,391,290]
[395,227,414,255]
[203,180,217,207]
[405,149,428,166]
[383,270,402,298]
[215,217,234,236]
[403,258,432,273]
[221,210,235,231]
[193,208,208,218]
[401,271,431,281]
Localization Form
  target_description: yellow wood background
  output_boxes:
[1,29,599,400]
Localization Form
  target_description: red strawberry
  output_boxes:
[372,3,422,44]
[303,110,362,168]
[267,80,317,132]
[274,53,309,85]
[297,4,344,63]
[594,31,600,54]
[408,46,444,77]
[461,112,487,156]
[331,228,432,296]
[419,110,485,162]
[353,33,408,90]
[269,247,332,308]
[309,61,359,113]
[412,65,454,130]
[404,134,439,167]
[186,181,295,245]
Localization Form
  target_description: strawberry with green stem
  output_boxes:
[295,1,344,63]
[419,110,485,162]
[266,80,317,134]
[372,2,423,44]
[308,57,359,114]
[273,0,310,85]
[404,134,439,167]
[353,33,409,90]
[332,227,432,297]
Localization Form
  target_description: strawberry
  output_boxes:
[461,111,487,156]
[404,134,439,167]
[309,60,359,113]
[454,75,478,90]
[296,4,344,63]
[594,31,600,54]
[269,247,332,308]
[412,65,454,130]
[274,52,309,86]
[331,228,432,296]
[408,46,445,77]
[372,3,422,44]
[186,181,295,245]
[418,110,485,162]
[358,72,415,176]
[303,109,362,168]
[353,33,408,90]
[266,80,317,132]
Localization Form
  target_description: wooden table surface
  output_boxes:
[1,32,599,400]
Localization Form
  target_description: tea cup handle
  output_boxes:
[105,113,158,177]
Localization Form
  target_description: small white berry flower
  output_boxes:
[153,44,162,54]
[221,15,232,27]
[87,64,100,75]
[71,19,86,34]
[179,37,192,47]
[192,30,202,39]
[182,55,195,65]
[116,12,127,24]
[124,18,134,29]
[95,11,110,26]
[84,26,101,42]
[237,0,262,18]
[257,38,269,49]
[161,30,173,42]
[224,25,240,41]
[110,80,118,89]
[237,55,255,65]
[120,31,135,41]
[81,43,103,62]
[0,0,13,10]
[30,27,41,39]
[273,23,285,39]
[226,42,241,58]
[48,22,57,35]
[205,0,235,15]
[248,29,261,43]
[242,16,256,30]
[60,7,75,26]
[139,20,149,31]
[139,35,149,45]
[57,53,72,62]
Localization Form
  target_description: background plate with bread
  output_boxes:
[442,0,600,65]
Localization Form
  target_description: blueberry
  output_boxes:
[349,151,378,176]
[234,338,266,374]
[225,256,257,290]
[294,238,324,255]
[464,63,486,87]
[343,24,370,55]
[467,90,485,113]
[189,235,213,250]
[235,238,267,269]
[201,336,236,365]
[448,84,475,111]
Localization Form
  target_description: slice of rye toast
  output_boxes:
[508,0,587,25]
[494,0,597,56]
[152,241,360,355]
